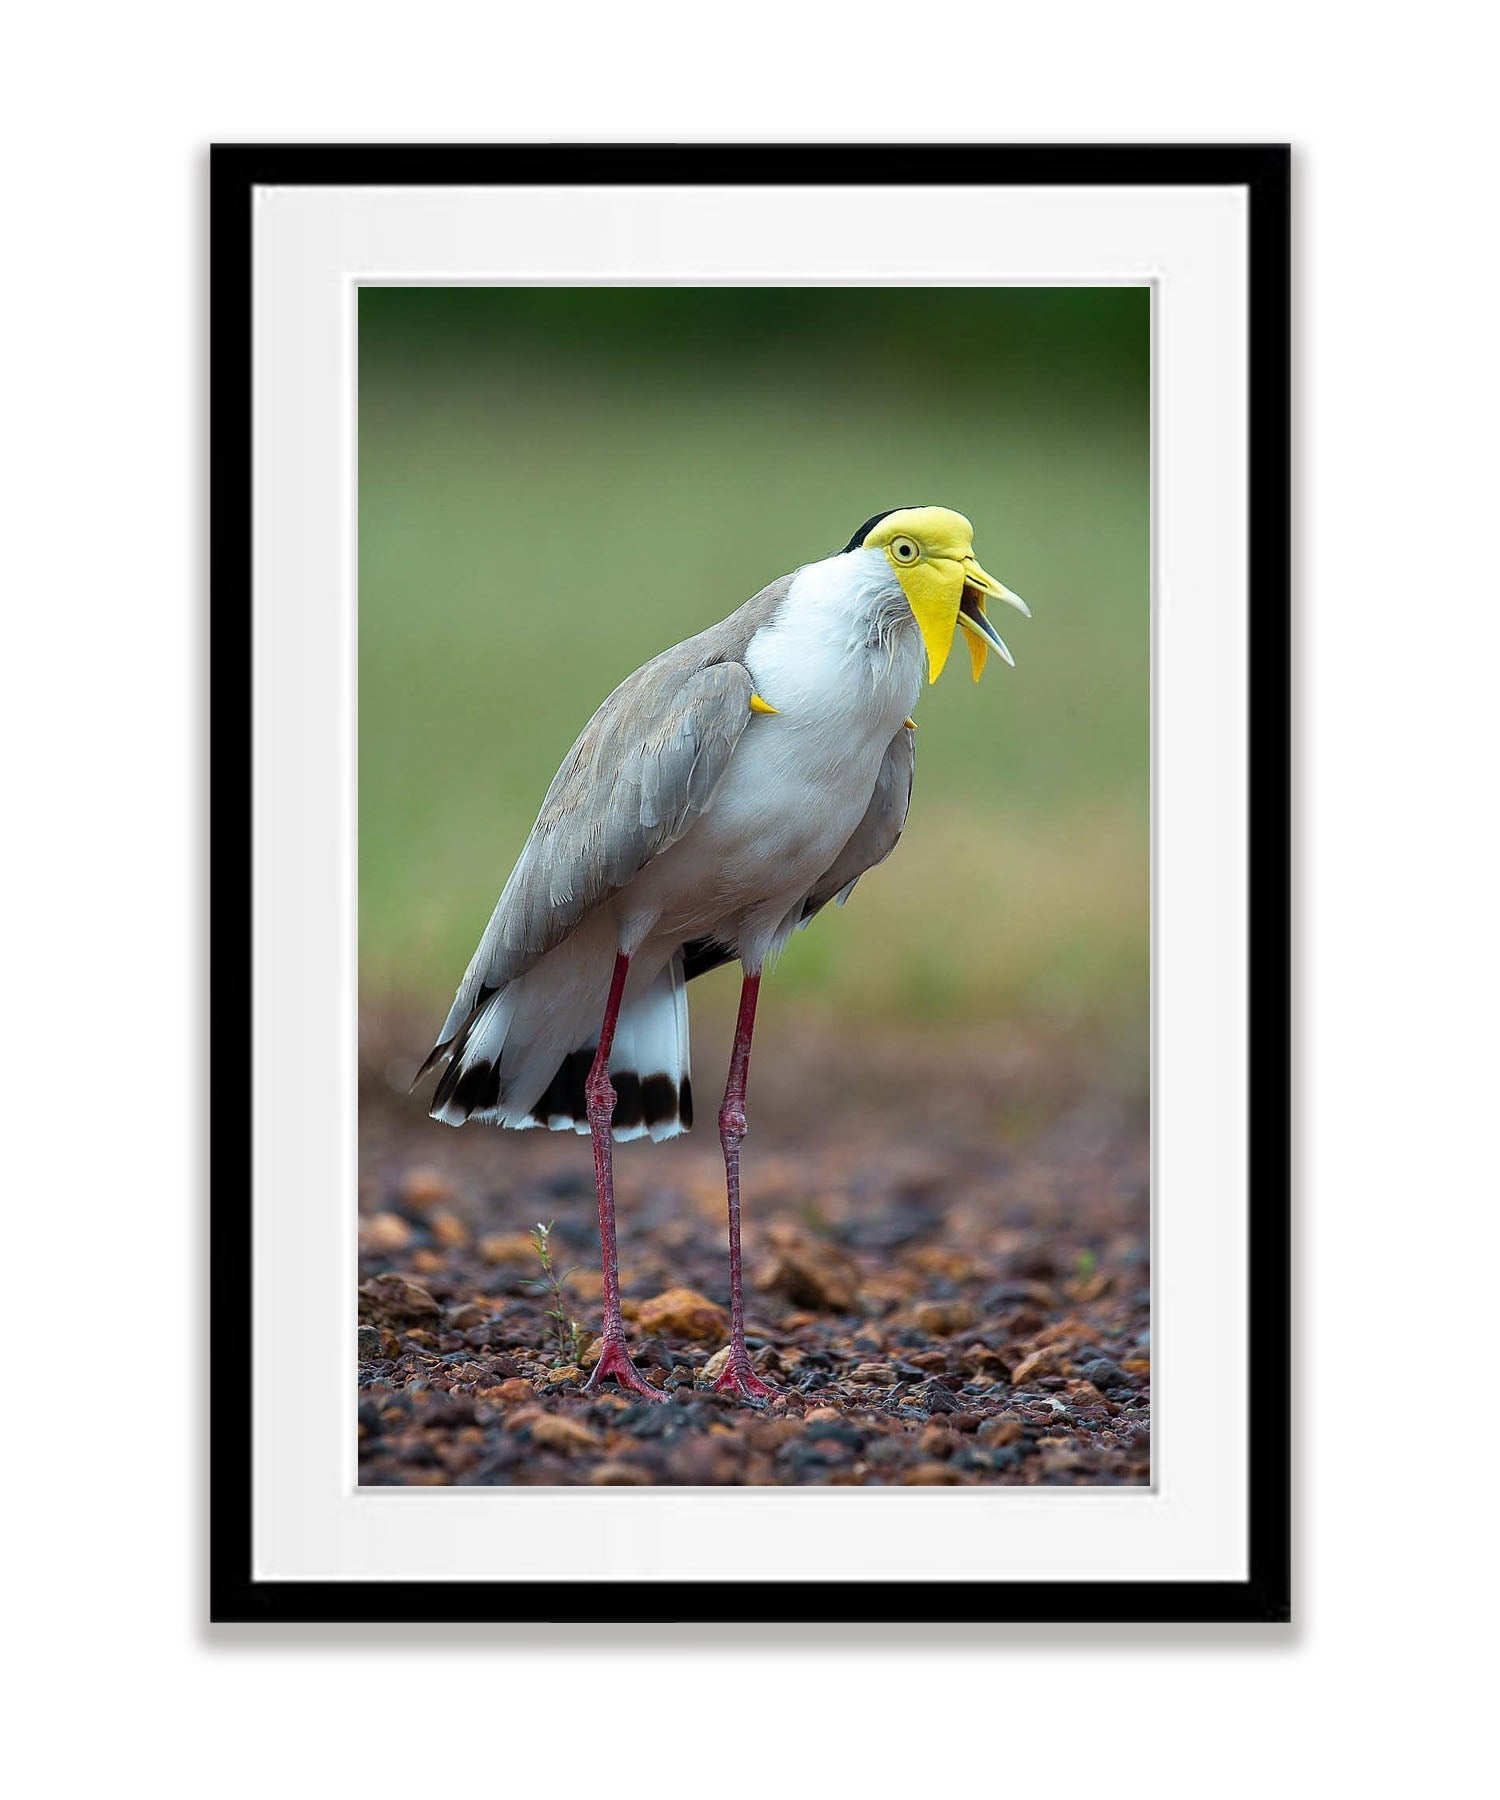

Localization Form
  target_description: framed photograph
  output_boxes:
[211,143,1289,1623]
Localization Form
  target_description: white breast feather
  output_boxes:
[612,550,920,966]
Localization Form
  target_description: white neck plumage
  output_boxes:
[746,548,924,721]
[786,547,912,655]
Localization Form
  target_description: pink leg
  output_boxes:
[714,972,779,1403]
[580,953,666,1403]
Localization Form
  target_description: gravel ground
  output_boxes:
[358,1006,1150,1487]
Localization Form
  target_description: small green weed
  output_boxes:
[523,1220,587,1367]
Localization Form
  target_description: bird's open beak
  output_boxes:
[957,558,1029,681]
[900,551,1030,684]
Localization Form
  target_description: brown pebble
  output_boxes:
[398,1167,452,1212]
[977,1417,1024,1447]
[901,1462,964,1485]
[754,1224,859,1312]
[905,1246,977,1282]
[429,1210,469,1248]
[911,1299,977,1336]
[358,1274,440,1322]
[530,1415,601,1452]
[635,1287,727,1341]
[1011,1344,1070,1384]
[543,1365,582,1386]
[478,1233,537,1267]
[588,1461,655,1485]
[360,1212,414,1253]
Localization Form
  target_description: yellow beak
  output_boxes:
[956,557,1030,681]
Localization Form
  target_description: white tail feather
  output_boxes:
[428,943,692,1141]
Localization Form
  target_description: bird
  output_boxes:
[415,505,1029,1403]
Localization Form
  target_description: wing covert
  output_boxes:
[435,657,755,1042]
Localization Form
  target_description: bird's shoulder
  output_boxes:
[540,571,795,800]
[601,572,795,714]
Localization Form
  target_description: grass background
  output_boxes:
[359,287,1150,1083]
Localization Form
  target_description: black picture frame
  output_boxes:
[210,143,1290,1626]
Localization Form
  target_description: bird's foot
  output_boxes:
[582,1336,669,1404]
[713,1357,780,1405]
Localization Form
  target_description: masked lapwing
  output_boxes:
[416,506,1029,1402]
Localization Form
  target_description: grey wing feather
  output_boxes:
[435,655,756,1042]
[799,725,915,923]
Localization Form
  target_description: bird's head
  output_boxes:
[845,505,1030,683]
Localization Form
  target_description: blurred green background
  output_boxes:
[360,287,1149,1080]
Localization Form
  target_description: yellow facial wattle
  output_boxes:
[861,506,1029,683]
[895,553,966,682]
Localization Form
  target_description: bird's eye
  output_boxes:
[890,536,920,564]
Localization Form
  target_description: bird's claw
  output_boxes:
[583,1336,670,1403]
[713,1360,780,1405]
